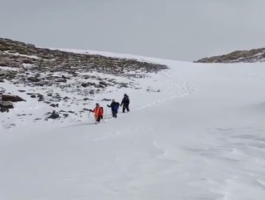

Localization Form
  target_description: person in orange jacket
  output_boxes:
[89,103,103,123]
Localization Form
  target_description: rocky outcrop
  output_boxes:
[47,110,60,120]
[0,37,168,78]
[0,101,14,112]
[195,48,265,63]
[0,37,166,128]
[1,94,26,102]
[0,94,25,113]
[0,37,168,97]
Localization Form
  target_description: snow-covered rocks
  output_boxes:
[0,38,168,75]
[0,37,168,129]
[0,93,25,113]
[0,101,14,112]
[195,48,265,63]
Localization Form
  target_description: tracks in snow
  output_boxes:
[135,69,199,111]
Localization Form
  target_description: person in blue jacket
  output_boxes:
[107,99,120,118]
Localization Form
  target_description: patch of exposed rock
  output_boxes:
[0,38,166,128]
[1,94,26,102]
[0,37,168,96]
[0,37,168,77]
[195,48,265,63]
[0,101,14,112]
[0,93,26,113]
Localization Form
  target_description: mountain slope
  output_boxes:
[1,46,265,199]
[0,38,168,129]
[195,48,265,63]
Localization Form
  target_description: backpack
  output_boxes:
[113,102,120,112]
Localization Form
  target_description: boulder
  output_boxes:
[1,94,26,102]
[27,77,40,82]
[0,101,14,112]
[47,110,60,119]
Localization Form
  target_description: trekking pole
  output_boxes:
[101,106,106,123]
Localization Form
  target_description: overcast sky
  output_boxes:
[0,0,265,61]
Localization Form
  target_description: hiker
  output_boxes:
[89,103,103,123]
[107,99,120,118]
[120,93,130,113]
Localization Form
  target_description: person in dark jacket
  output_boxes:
[120,94,130,113]
[107,99,120,118]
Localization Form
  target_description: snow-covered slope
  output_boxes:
[0,38,168,129]
[1,49,265,200]
[195,48,265,63]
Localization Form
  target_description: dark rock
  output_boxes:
[38,94,44,101]
[83,75,91,79]
[22,59,34,64]
[27,77,40,82]
[119,83,128,88]
[63,96,70,101]
[97,84,105,88]
[89,90,94,95]
[63,113,69,118]
[50,103,59,107]
[102,98,111,101]
[83,98,92,101]
[0,101,14,112]
[55,78,67,83]
[81,82,95,87]
[1,94,26,102]
[81,83,88,87]
[35,82,45,87]
[47,110,60,119]
[99,81,108,86]
[17,114,27,116]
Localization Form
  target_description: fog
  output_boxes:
[0,0,265,61]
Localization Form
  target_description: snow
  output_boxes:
[3,51,40,59]
[1,49,265,200]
